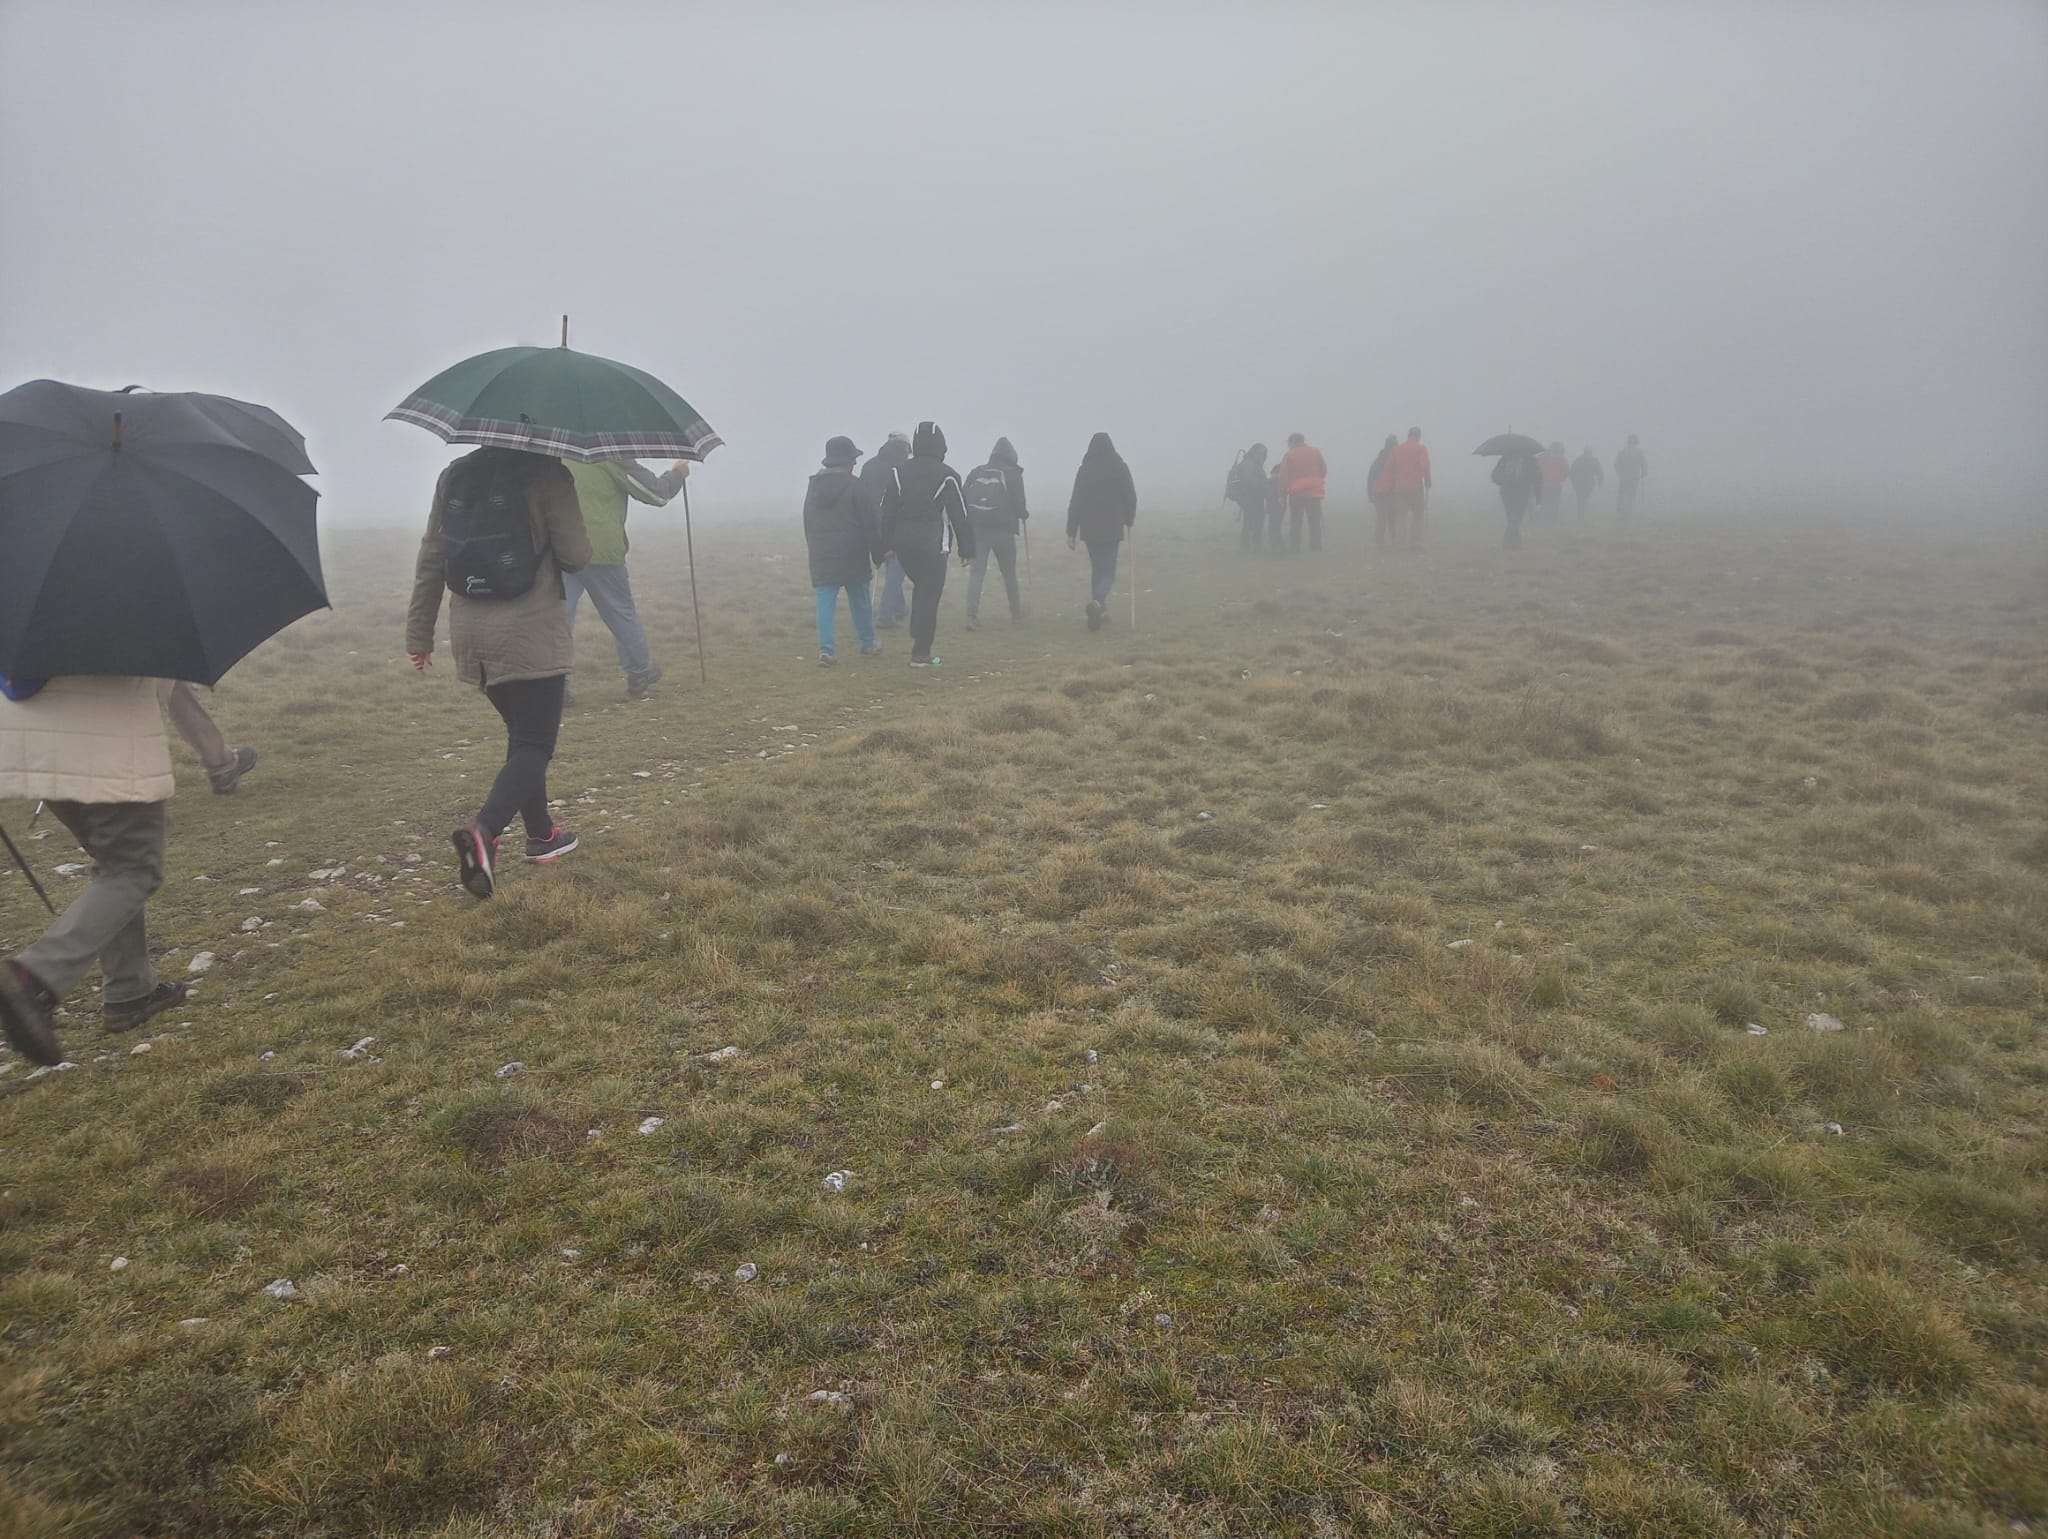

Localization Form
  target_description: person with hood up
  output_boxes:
[864,432,913,627]
[878,421,974,667]
[1387,427,1433,548]
[407,447,593,897]
[0,675,192,1068]
[1493,446,1543,550]
[961,437,1029,629]
[1276,433,1329,553]
[1366,434,1399,550]
[804,436,885,666]
[1065,432,1137,631]
[1568,446,1604,517]
[1226,443,1271,553]
[1537,442,1570,523]
[1615,435,1649,518]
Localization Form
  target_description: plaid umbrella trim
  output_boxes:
[387,400,724,463]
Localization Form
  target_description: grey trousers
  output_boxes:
[966,532,1021,620]
[158,680,235,777]
[564,563,655,686]
[17,801,166,1006]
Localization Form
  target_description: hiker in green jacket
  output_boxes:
[561,458,689,701]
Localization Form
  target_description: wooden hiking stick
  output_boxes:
[682,478,707,683]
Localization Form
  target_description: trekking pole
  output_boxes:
[681,477,708,684]
[0,822,58,916]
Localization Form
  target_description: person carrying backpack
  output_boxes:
[406,446,593,898]
[961,437,1029,629]
[804,435,885,665]
[1227,444,1271,553]
[878,422,974,667]
[1065,432,1137,631]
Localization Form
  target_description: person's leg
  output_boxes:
[479,676,566,842]
[17,801,166,1005]
[992,533,1021,618]
[1287,496,1304,552]
[157,681,235,778]
[815,586,838,656]
[879,557,908,625]
[563,570,586,631]
[908,552,948,659]
[1307,499,1324,553]
[1090,540,1121,607]
[1267,500,1285,551]
[848,582,876,650]
[578,564,655,687]
[965,544,991,622]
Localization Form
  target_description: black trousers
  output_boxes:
[480,674,566,841]
[902,547,951,659]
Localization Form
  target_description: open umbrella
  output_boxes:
[0,380,325,685]
[1474,433,1545,457]
[388,319,724,679]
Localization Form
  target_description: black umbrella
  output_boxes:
[0,380,326,686]
[1474,433,1546,457]
[133,385,317,475]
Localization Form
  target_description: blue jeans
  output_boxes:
[564,564,654,686]
[877,556,908,624]
[815,583,874,655]
[1086,539,1119,606]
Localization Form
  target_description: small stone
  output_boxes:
[636,1116,665,1136]
[262,1278,297,1300]
[930,1079,945,1090]
[427,1345,453,1360]
[807,1389,853,1413]
[992,1122,1026,1135]
[129,1042,152,1056]
[1822,1122,1845,1136]
[1494,920,1506,929]
[1460,1196,1480,1210]
[1310,802,1328,810]
[822,1169,852,1192]
[561,1248,582,1260]
[1446,938,1475,950]
[259,1050,276,1061]
[26,1061,79,1079]
[700,1045,740,1064]
[238,887,262,896]
[1154,1312,1174,1327]
[1086,1120,1107,1138]
[1085,1049,1099,1064]
[1044,1099,1064,1113]
[294,898,325,913]
[187,952,217,975]
[1746,1023,1768,1035]
[54,862,87,877]
[1805,1013,1846,1032]
[1579,844,1599,853]
[178,1317,210,1328]
[267,858,285,867]
[110,1256,129,1271]
[239,917,264,932]
[733,1262,759,1284]
[341,1036,377,1058]
[1196,811,1214,821]
[632,770,653,779]
[495,1062,525,1079]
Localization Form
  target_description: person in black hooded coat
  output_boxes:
[1064,432,1136,631]
[879,421,974,666]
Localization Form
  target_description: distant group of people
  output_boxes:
[1225,433,1332,554]
[1492,436,1650,548]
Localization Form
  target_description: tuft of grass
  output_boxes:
[1809,1271,1982,1394]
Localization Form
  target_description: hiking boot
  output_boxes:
[104,980,189,1034]
[210,747,258,796]
[860,643,884,658]
[0,960,63,1067]
[452,823,497,899]
[818,650,837,667]
[1086,600,1103,632]
[626,665,663,701]
[524,826,579,863]
[964,616,979,632]
[910,654,941,668]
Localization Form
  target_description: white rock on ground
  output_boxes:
[341,1036,377,1059]
[496,1062,524,1079]
[110,1257,129,1271]
[732,1262,759,1284]
[262,1279,296,1300]
[699,1045,740,1064]
[822,1170,852,1192]
[1746,1023,1769,1035]
[187,952,217,974]
[636,1116,665,1135]
[1805,1013,1847,1032]
[130,1042,151,1056]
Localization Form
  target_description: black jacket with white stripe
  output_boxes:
[881,420,976,562]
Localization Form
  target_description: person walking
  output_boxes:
[1065,432,1136,631]
[1537,442,1570,523]
[1226,443,1271,553]
[803,436,884,666]
[407,447,593,898]
[1569,445,1604,518]
[1277,432,1329,553]
[1493,446,1542,549]
[157,681,258,794]
[878,422,974,668]
[560,457,687,701]
[961,437,1029,629]
[1367,434,1399,550]
[1386,427,1433,548]
[1615,435,1649,518]
[863,431,913,628]
[0,675,190,1067]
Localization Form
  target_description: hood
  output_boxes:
[912,420,948,460]
[990,436,1019,467]
[1083,431,1117,463]
[1246,443,1268,464]
[875,437,910,468]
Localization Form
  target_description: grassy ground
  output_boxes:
[2,502,2045,1538]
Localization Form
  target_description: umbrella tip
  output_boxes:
[560,314,569,348]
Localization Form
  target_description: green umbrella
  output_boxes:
[386,320,723,462]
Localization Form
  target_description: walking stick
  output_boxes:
[681,477,708,684]
[0,822,58,916]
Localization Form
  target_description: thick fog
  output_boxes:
[4,0,2044,522]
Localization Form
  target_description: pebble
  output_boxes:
[239,917,264,932]
[340,1036,378,1059]
[1085,1049,1099,1064]
[1045,1099,1064,1113]
[259,1050,276,1061]
[294,898,325,913]
[822,1169,852,1192]
[733,1262,759,1284]
[1822,1122,1845,1136]
[187,952,217,975]
[129,1042,152,1056]
[495,1062,525,1079]
[25,1061,78,1079]
[807,1389,852,1412]
[636,1116,665,1136]
[110,1256,129,1271]
[1805,1013,1846,1032]
[262,1278,297,1300]
[267,858,285,867]
[1746,1023,1768,1036]
[930,1079,945,1090]
[1154,1313,1174,1328]
[561,1248,582,1260]
[1086,1120,1107,1138]
[700,1045,740,1064]
[178,1317,210,1328]
[1446,939,1474,950]
[1196,811,1214,821]
[54,863,87,877]
[427,1345,453,1360]
[238,887,262,896]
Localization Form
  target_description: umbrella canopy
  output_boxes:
[1474,433,1546,457]
[170,388,316,475]
[387,343,724,463]
[0,380,325,686]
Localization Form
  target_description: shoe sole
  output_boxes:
[525,835,579,864]
[104,983,190,1034]
[0,965,63,1067]
[452,827,496,898]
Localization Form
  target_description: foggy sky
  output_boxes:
[4,0,2045,522]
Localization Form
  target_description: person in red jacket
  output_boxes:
[1386,428,1432,548]
[1276,433,1328,553]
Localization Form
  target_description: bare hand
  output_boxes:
[1067,536,1077,551]
[408,652,432,673]
[672,460,691,477]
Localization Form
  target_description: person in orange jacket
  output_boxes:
[1276,432,1328,553]
[1386,427,1432,548]
[1537,441,1570,523]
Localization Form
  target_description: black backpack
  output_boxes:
[442,454,543,601]
[963,464,1011,521]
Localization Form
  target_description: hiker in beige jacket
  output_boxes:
[0,676,188,1066]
